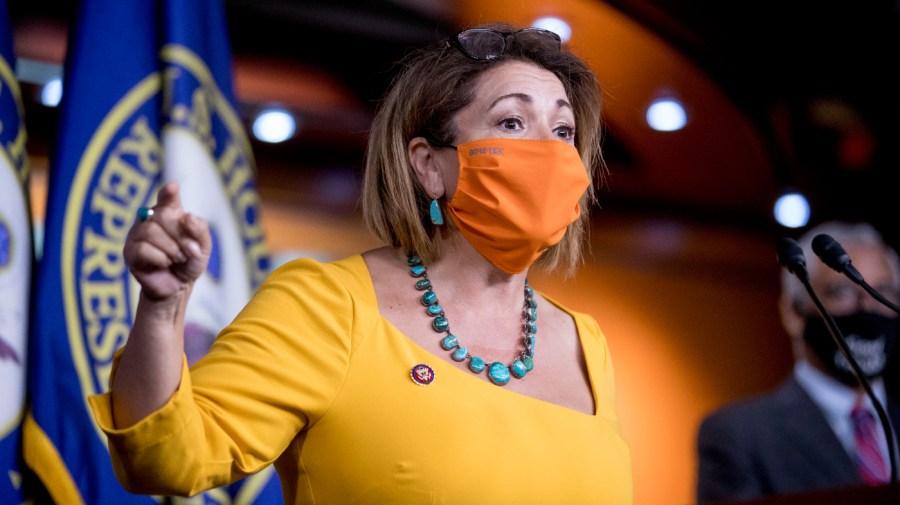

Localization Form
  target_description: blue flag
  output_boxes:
[0,0,34,503]
[23,1,278,503]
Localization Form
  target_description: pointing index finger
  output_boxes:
[154,181,183,212]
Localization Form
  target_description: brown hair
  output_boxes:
[362,22,605,276]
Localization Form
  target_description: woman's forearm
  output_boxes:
[110,288,191,427]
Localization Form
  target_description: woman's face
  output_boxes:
[437,60,575,199]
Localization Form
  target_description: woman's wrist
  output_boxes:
[137,286,192,320]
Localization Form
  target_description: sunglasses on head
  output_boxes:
[448,27,562,61]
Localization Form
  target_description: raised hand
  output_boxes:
[124,181,212,301]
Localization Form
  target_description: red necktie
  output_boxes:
[851,399,889,485]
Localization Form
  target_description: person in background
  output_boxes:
[696,221,900,503]
[87,22,634,504]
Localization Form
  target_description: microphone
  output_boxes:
[812,233,900,315]
[776,237,899,482]
[776,237,808,282]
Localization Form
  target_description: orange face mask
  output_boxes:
[445,138,590,274]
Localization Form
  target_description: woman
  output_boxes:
[89,22,633,504]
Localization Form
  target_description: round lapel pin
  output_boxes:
[410,364,435,385]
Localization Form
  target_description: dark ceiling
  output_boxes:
[605,0,900,243]
[9,0,900,248]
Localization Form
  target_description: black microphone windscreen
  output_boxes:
[776,237,807,276]
[812,234,852,273]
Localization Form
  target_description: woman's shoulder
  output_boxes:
[268,252,366,277]
[259,253,374,300]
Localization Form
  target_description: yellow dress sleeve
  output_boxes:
[88,257,359,496]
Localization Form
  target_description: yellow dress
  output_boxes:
[89,255,633,504]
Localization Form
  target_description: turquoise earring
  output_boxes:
[430,195,444,225]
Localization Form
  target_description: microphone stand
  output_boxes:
[840,267,900,315]
[795,266,899,483]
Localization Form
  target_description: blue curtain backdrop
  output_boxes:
[0,0,34,503]
[23,1,278,503]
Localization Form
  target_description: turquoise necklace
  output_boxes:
[407,254,537,386]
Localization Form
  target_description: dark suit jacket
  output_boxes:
[696,376,900,503]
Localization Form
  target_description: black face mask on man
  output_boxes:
[802,311,899,386]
